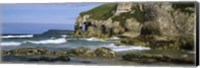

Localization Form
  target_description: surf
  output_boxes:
[102,43,150,52]
[25,38,67,45]
[1,35,33,39]
[0,42,22,46]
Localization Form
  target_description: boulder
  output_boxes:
[94,47,116,58]
[69,47,96,57]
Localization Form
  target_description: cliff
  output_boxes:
[74,2,196,50]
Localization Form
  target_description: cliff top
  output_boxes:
[80,3,117,20]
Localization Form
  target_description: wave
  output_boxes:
[0,42,22,46]
[103,43,150,52]
[1,38,67,46]
[82,37,119,42]
[84,37,105,41]
[2,35,33,39]
[61,35,68,38]
[26,38,67,45]
[109,37,120,40]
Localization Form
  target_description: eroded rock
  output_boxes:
[94,47,117,58]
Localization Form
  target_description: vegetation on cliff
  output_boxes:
[80,3,117,20]
[172,2,195,14]
[112,4,144,27]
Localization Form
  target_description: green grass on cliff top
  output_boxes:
[172,2,195,14]
[80,3,117,20]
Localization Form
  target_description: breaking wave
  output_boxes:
[109,37,120,40]
[84,37,105,41]
[61,35,68,38]
[0,42,22,46]
[26,38,67,45]
[1,38,67,46]
[2,35,33,39]
[103,43,151,52]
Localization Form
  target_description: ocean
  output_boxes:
[0,30,150,51]
[0,30,194,65]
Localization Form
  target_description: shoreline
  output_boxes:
[1,47,195,65]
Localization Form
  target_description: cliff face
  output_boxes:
[74,2,195,40]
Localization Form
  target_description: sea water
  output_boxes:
[0,31,150,51]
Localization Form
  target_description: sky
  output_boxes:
[1,3,103,34]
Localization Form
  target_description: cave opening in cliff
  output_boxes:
[101,25,107,34]
[140,22,161,36]
[83,21,92,32]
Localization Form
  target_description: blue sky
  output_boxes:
[1,3,103,34]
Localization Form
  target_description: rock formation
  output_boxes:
[74,2,196,50]
[74,2,195,38]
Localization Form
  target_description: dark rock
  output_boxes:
[1,51,11,55]
[122,52,194,64]
[27,56,70,62]
[169,58,194,64]
[56,56,71,61]
[81,61,93,64]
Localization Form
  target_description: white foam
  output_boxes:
[84,37,105,41]
[0,42,22,46]
[103,43,150,52]
[2,35,33,38]
[109,37,120,40]
[61,35,68,38]
[26,38,67,45]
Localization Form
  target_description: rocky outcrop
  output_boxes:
[9,48,48,56]
[1,47,116,62]
[141,3,195,38]
[74,2,195,50]
[1,48,68,56]
[69,47,117,58]
[1,47,116,58]
[1,48,71,62]
[122,52,194,64]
